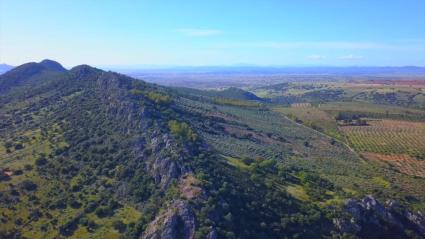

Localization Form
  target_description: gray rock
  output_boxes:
[361,195,385,217]
[405,211,425,235]
[141,200,196,239]
[335,196,425,237]
[146,132,191,190]
[333,218,361,234]
[345,198,363,221]
[385,199,400,210]
[206,228,218,239]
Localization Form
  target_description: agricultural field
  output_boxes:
[339,119,425,158]
[364,153,425,178]
[271,100,425,180]
[250,79,425,109]
[273,104,343,141]
[173,90,425,212]
[319,101,425,121]
[339,119,425,178]
[255,81,425,184]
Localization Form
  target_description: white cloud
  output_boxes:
[307,54,325,60]
[174,28,222,37]
[338,54,364,60]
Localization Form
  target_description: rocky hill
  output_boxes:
[0,60,424,239]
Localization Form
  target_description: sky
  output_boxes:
[1,0,425,67]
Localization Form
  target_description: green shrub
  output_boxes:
[35,157,48,166]
[112,220,127,233]
[146,91,171,105]
[168,120,197,141]
[21,180,37,191]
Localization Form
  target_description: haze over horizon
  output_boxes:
[1,0,425,67]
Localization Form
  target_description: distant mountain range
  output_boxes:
[110,66,425,76]
[3,63,425,76]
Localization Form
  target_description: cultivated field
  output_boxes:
[273,105,343,140]
[320,102,425,121]
[364,153,425,178]
[339,119,425,177]
[339,119,425,157]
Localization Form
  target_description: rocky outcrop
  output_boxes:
[205,228,218,239]
[141,200,196,239]
[405,211,425,235]
[146,132,191,190]
[334,195,425,238]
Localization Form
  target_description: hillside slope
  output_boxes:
[0,60,424,239]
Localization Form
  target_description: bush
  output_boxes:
[24,164,33,171]
[21,180,37,191]
[242,157,254,165]
[35,158,48,166]
[14,143,24,150]
[168,120,197,142]
[95,206,111,218]
[84,201,98,213]
[112,220,127,233]
[146,91,171,105]
[59,220,78,236]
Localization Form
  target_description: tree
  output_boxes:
[35,157,48,166]
[112,220,127,233]
[21,180,37,191]
[168,120,197,141]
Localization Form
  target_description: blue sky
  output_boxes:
[1,0,424,67]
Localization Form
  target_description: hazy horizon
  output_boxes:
[3,61,425,70]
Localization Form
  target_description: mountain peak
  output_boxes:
[70,64,103,75]
[39,59,67,72]
[0,60,67,93]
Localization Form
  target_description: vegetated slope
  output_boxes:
[0,60,424,239]
[0,60,326,238]
[173,87,425,200]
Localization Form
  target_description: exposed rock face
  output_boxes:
[334,195,425,238]
[405,211,425,235]
[141,200,196,239]
[333,218,361,234]
[206,228,218,239]
[147,132,191,190]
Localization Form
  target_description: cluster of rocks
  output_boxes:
[334,195,425,238]
[141,200,196,239]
